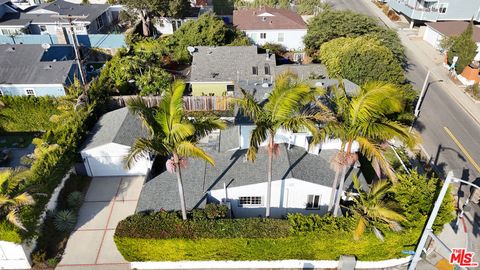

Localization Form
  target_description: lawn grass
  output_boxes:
[115,229,421,262]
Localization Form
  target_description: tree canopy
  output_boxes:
[319,36,405,85]
[447,21,477,74]
[119,0,190,36]
[304,10,406,66]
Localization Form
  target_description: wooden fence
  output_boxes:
[108,95,231,111]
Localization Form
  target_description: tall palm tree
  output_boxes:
[0,169,35,230]
[320,82,419,217]
[125,81,226,220]
[233,71,327,218]
[349,176,405,241]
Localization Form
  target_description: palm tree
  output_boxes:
[0,169,35,230]
[233,71,327,218]
[320,82,419,217]
[125,81,226,220]
[349,176,405,241]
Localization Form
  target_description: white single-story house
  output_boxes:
[80,108,152,177]
[233,7,307,51]
[423,21,480,61]
[136,126,365,218]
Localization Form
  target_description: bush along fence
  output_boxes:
[114,207,422,263]
[108,95,232,111]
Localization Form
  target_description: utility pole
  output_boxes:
[51,14,88,86]
[410,70,431,132]
[408,171,480,270]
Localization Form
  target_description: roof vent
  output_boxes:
[262,17,266,21]
[269,20,273,24]
[7,47,15,52]
[211,72,219,78]
[44,65,53,70]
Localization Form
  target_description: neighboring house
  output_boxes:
[80,108,153,177]
[0,44,78,96]
[0,0,113,37]
[423,21,480,60]
[233,7,307,51]
[188,46,327,97]
[154,7,202,35]
[137,126,366,218]
[387,0,480,26]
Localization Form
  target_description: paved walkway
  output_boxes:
[56,176,144,270]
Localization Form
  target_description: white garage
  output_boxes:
[80,107,152,177]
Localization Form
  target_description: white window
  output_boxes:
[249,33,258,41]
[260,33,266,39]
[1,28,20,35]
[438,3,448,14]
[25,89,35,96]
[238,196,262,206]
[277,32,284,42]
[306,195,321,209]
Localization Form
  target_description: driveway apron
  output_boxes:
[56,176,144,270]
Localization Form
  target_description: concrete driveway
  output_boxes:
[57,176,144,270]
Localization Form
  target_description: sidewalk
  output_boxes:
[360,0,480,126]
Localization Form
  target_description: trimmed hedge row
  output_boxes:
[115,228,422,262]
[288,213,356,234]
[115,210,290,239]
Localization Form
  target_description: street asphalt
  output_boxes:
[326,0,480,265]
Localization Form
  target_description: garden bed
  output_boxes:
[31,173,91,269]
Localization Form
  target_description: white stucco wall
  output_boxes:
[209,178,333,218]
[245,29,306,51]
[81,143,151,177]
[0,241,30,269]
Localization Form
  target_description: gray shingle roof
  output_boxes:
[136,127,365,213]
[42,0,109,23]
[0,44,76,84]
[312,79,360,96]
[190,46,276,83]
[81,108,149,151]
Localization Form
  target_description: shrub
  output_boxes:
[67,191,84,209]
[0,96,66,132]
[204,203,228,219]
[319,36,405,85]
[115,209,290,239]
[304,10,406,67]
[391,172,455,232]
[53,210,77,232]
[288,213,356,234]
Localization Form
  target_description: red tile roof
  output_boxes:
[427,21,480,43]
[233,7,306,30]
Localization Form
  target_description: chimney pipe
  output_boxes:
[266,49,270,60]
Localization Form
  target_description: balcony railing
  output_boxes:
[389,0,442,21]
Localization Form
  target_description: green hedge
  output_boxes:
[115,229,421,261]
[116,211,290,239]
[288,213,356,234]
[0,96,64,132]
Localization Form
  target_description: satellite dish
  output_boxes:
[315,82,323,87]
[261,83,269,88]
[187,46,196,55]
[41,43,51,50]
